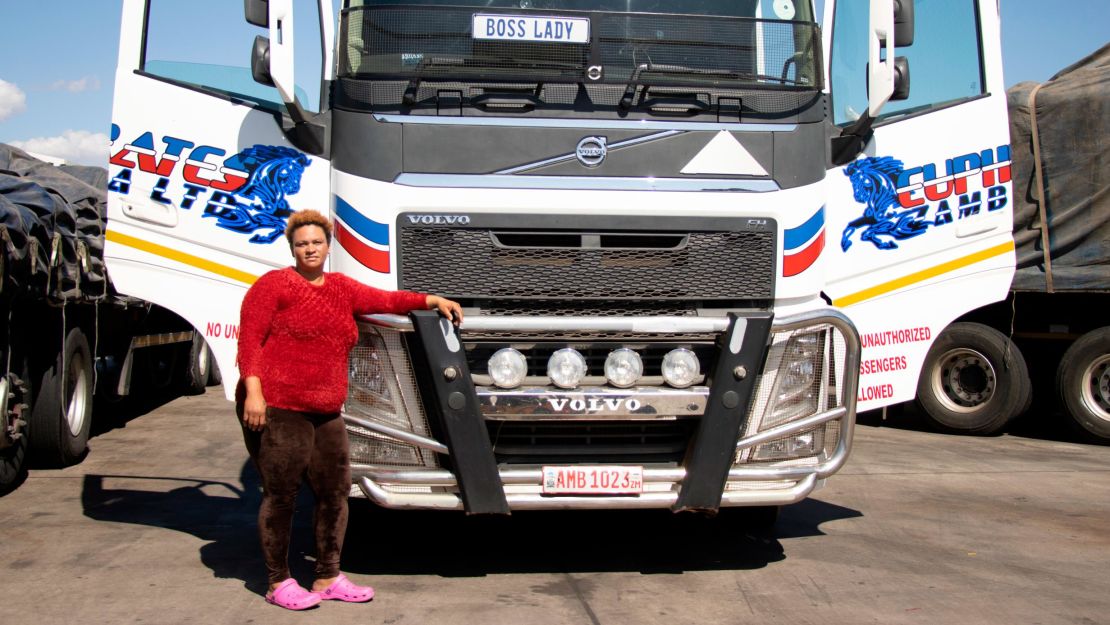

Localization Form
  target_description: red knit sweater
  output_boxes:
[237,267,427,413]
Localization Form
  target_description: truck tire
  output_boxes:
[183,333,210,395]
[915,322,1031,435]
[27,327,94,467]
[0,370,30,494]
[1056,327,1110,443]
[206,345,222,387]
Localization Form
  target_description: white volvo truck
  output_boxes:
[105,0,1015,514]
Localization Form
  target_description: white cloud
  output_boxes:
[9,130,110,166]
[0,79,27,121]
[49,76,101,93]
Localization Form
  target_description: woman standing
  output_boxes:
[236,209,461,610]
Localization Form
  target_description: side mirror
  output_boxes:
[867,0,895,117]
[247,0,326,156]
[891,56,910,100]
[894,0,915,46]
[832,0,907,166]
[257,0,296,106]
[244,0,269,28]
[251,36,274,87]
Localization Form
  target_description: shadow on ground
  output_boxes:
[79,458,863,583]
[89,387,187,439]
[79,461,309,595]
[339,495,861,577]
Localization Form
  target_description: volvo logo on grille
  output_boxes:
[406,214,472,226]
[575,136,607,168]
[546,397,642,413]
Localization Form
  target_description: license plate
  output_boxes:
[542,465,644,495]
[472,14,590,44]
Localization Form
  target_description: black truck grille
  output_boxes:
[399,225,775,301]
[487,420,695,465]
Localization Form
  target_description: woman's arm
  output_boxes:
[347,277,463,324]
[425,294,464,325]
[240,376,267,431]
[236,273,281,430]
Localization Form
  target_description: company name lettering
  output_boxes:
[896,146,1012,225]
[110,131,249,194]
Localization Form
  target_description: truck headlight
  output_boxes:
[750,428,824,462]
[766,331,822,426]
[488,348,528,388]
[737,323,849,465]
[548,348,587,389]
[604,348,643,388]
[346,327,438,468]
[661,348,700,388]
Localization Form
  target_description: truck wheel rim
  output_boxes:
[66,352,90,437]
[0,374,9,443]
[197,343,209,378]
[933,348,996,413]
[1080,354,1110,422]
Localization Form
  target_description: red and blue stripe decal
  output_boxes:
[334,196,390,273]
[783,207,825,277]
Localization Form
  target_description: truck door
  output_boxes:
[822,0,1015,411]
[105,0,334,397]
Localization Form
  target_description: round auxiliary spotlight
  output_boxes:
[661,348,701,388]
[604,348,643,388]
[488,348,527,389]
[547,348,588,389]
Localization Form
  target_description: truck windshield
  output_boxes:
[338,0,821,98]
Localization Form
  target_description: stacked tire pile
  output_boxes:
[1,144,113,492]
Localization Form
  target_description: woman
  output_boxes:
[236,209,462,610]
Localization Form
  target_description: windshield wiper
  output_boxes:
[403,56,468,106]
[403,57,582,106]
[617,63,804,110]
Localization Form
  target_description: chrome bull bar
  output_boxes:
[348,403,849,510]
[476,385,709,420]
[348,308,860,511]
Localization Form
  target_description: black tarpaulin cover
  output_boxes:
[1008,43,1110,292]
[0,144,110,302]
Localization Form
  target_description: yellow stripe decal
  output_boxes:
[833,241,1015,308]
[106,230,258,285]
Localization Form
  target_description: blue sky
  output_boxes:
[0,0,1105,165]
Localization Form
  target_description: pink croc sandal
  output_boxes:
[319,574,375,602]
[265,578,322,610]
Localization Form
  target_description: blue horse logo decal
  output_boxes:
[841,156,929,251]
[204,145,310,244]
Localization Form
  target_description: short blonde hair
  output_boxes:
[284,209,333,247]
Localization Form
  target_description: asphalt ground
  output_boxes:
[2,387,1108,625]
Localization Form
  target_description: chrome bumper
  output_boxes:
[350,403,848,510]
[355,472,820,510]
